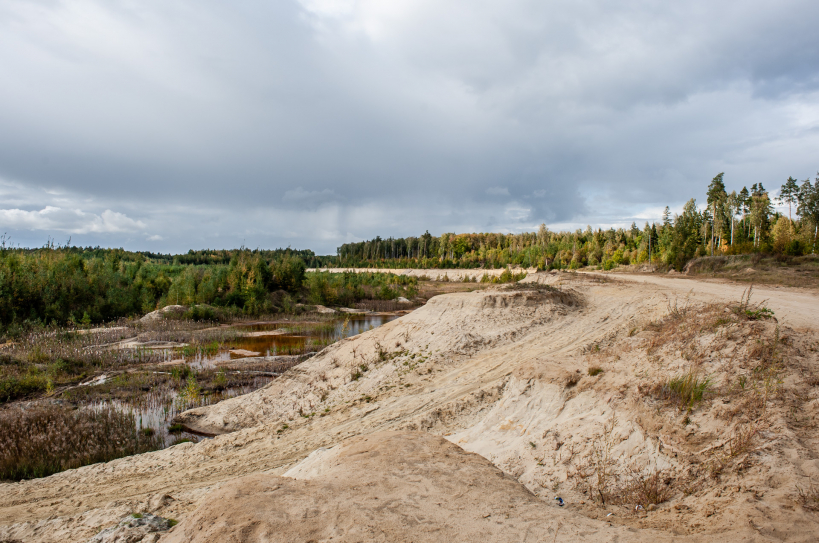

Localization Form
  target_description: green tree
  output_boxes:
[706,173,727,255]
[779,177,800,220]
[797,176,819,253]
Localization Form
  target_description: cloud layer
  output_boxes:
[1,0,817,252]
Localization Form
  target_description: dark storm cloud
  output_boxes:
[1,0,818,253]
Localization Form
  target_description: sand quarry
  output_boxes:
[2,271,819,542]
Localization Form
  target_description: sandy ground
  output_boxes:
[1,271,817,542]
[584,271,819,331]
[307,266,537,281]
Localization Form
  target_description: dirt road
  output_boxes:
[586,271,819,330]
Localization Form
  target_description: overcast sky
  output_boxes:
[1,0,818,254]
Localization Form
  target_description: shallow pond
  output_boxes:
[113,313,401,442]
[186,314,400,369]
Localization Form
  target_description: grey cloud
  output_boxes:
[0,0,817,253]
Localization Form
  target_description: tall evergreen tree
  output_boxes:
[779,177,800,220]
[706,173,727,255]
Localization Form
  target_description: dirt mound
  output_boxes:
[174,287,577,435]
[164,431,664,543]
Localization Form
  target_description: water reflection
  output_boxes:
[101,313,401,442]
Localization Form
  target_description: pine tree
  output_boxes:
[706,173,727,255]
[779,177,800,220]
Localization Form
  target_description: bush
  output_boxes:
[0,372,49,402]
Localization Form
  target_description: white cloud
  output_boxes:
[147,234,164,241]
[0,206,145,234]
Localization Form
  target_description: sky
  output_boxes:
[1,0,818,254]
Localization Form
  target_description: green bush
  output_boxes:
[0,372,49,402]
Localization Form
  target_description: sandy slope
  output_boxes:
[1,272,817,542]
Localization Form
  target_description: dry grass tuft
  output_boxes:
[564,372,582,388]
[654,370,711,409]
[797,480,819,511]
[614,467,676,507]
[0,405,162,480]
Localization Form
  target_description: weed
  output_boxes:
[588,366,604,377]
[796,480,819,511]
[213,370,227,391]
[615,467,675,507]
[656,370,711,409]
[666,293,692,320]
[732,287,775,321]
[565,372,581,388]
[350,369,362,381]
[725,422,760,458]
[168,423,184,434]
[572,415,620,504]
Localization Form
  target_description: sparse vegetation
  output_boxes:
[797,480,819,511]
[0,405,162,480]
[656,370,712,409]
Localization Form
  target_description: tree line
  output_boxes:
[0,244,309,332]
[334,173,819,271]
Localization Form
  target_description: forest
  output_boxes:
[0,246,312,332]
[334,174,819,271]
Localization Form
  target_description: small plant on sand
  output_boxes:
[588,366,604,377]
[724,421,761,458]
[656,370,711,409]
[565,372,581,388]
[572,415,620,504]
[797,480,819,511]
[731,286,775,321]
[614,467,675,507]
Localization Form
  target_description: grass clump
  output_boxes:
[0,405,162,480]
[657,370,711,409]
[588,366,604,377]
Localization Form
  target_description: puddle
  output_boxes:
[89,313,402,444]
[185,314,400,369]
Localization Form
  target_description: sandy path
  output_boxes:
[587,272,819,330]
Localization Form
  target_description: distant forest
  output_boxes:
[0,245,333,331]
[335,174,819,271]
